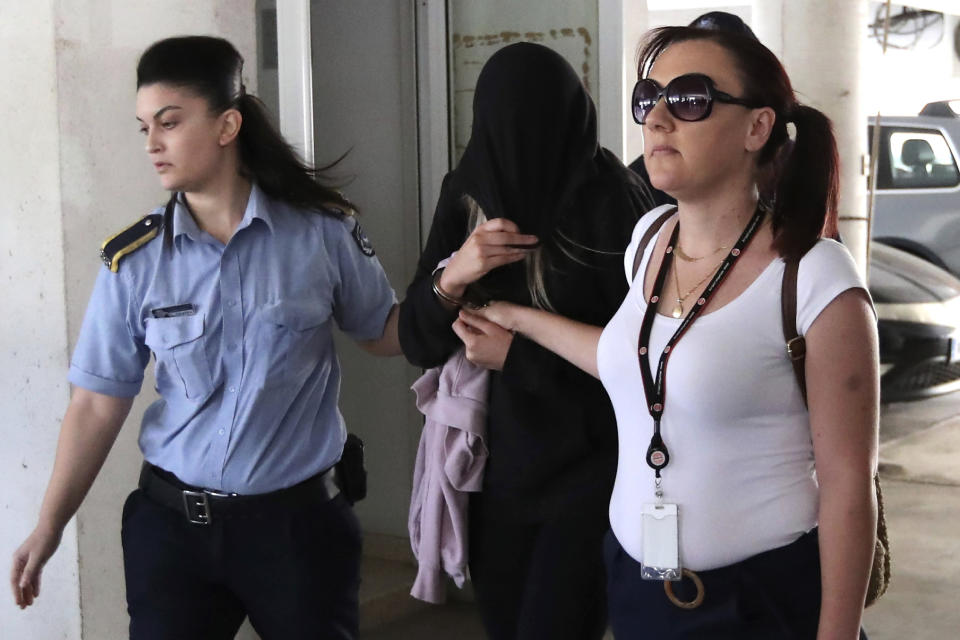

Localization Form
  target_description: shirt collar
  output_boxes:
[170,193,200,242]
[170,182,275,243]
[242,183,276,233]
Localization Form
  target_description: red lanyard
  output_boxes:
[637,205,765,477]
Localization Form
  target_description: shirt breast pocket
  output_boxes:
[144,314,214,400]
[260,300,330,386]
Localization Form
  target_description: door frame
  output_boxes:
[275,0,631,248]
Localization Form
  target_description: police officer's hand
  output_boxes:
[453,309,514,371]
[10,525,62,609]
[439,218,538,297]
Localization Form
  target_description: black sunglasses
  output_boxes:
[631,73,763,125]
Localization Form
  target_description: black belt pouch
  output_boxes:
[336,433,367,505]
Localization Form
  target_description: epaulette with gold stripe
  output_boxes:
[99,213,163,273]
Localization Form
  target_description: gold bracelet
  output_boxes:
[432,268,467,308]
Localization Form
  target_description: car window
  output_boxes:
[877,127,959,189]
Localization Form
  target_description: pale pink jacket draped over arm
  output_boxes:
[408,347,489,603]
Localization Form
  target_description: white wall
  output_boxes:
[1,3,80,638]
[622,1,652,163]
[1,3,256,639]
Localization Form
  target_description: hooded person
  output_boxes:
[398,42,652,640]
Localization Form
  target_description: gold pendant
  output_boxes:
[671,302,683,319]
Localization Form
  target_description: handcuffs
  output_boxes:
[431,268,488,310]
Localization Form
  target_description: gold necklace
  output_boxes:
[671,256,723,318]
[674,242,729,262]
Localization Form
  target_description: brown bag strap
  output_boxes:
[632,207,678,281]
[781,260,807,405]
[782,257,890,606]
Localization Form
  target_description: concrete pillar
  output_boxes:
[753,0,870,276]
[1,2,80,635]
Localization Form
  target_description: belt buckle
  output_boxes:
[182,490,212,525]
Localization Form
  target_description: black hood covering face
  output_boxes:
[436,42,650,313]
[455,42,600,238]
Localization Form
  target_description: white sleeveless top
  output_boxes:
[597,205,870,570]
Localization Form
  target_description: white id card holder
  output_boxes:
[640,502,681,581]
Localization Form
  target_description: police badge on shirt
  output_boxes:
[351,219,375,257]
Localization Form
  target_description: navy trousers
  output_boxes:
[604,528,870,639]
[121,488,361,640]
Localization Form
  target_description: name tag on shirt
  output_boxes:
[150,303,197,319]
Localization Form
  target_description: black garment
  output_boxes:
[455,43,601,240]
[121,488,361,640]
[468,494,608,640]
[440,42,652,306]
[399,42,650,637]
[604,528,870,640]
[400,43,649,521]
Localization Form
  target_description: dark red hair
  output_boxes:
[638,27,839,260]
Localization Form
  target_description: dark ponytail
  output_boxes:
[232,93,354,213]
[638,27,839,258]
[137,36,352,215]
[770,105,839,260]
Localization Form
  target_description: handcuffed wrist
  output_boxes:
[432,268,486,310]
[432,268,466,308]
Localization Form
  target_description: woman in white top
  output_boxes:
[459,26,878,639]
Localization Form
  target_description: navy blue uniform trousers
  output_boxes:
[121,488,361,640]
[604,528,870,639]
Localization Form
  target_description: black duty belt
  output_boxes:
[138,462,340,525]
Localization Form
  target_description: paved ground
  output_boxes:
[862,393,960,638]
[367,391,960,639]
[861,479,960,639]
[365,602,486,640]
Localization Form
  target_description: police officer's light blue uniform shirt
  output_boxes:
[69,184,396,493]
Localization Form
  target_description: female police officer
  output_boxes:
[10,36,400,640]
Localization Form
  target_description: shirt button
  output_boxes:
[218,429,225,435]
[229,386,236,393]
[227,300,237,307]
[227,343,237,351]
